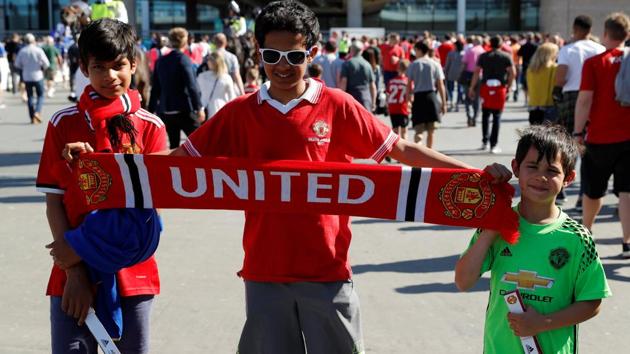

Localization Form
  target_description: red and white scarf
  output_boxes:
[78,85,142,152]
[65,154,520,243]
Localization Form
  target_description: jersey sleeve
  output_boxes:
[338,96,398,163]
[573,236,612,301]
[36,122,66,194]
[182,101,245,157]
[462,229,494,275]
[579,56,596,91]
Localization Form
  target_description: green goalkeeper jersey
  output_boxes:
[465,207,611,354]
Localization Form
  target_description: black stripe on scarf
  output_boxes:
[123,154,144,208]
[404,167,422,221]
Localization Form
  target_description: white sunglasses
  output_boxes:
[258,48,311,65]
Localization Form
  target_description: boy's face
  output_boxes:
[257,31,317,95]
[80,54,136,99]
[512,147,575,205]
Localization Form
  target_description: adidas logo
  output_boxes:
[500,247,512,257]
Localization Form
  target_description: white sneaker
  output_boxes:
[491,146,502,154]
[480,143,490,151]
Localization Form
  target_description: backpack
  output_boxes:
[614,48,630,107]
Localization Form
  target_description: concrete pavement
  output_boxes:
[1,86,628,353]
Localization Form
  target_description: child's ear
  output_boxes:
[308,46,319,62]
[130,60,137,75]
[511,158,519,178]
[79,62,89,78]
[563,169,576,187]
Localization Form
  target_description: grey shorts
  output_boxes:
[238,280,363,354]
[50,295,154,354]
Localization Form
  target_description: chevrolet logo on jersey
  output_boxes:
[501,270,554,290]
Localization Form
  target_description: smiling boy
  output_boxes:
[455,125,610,353]
[152,2,514,353]
[37,19,166,353]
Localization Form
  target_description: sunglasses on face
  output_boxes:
[258,48,311,66]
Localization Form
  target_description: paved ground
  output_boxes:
[1,86,628,353]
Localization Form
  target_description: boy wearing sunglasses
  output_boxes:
[130,1,508,352]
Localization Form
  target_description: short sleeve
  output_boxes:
[573,237,612,301]
[36,123,66,194]
[557,46,569,66]
[462,229,494,275]
[337,97,397,162]
[579,57,596,91]
[340,62,349,79]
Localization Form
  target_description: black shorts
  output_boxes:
[581,140,630,198]
[411,91,440,126]
[390,114,409,128]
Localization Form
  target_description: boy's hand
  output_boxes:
[63,264,94,325]
[46,238,82,270]
[196,110,206,124]
[62,142,94,162]
[507,305,546,337]
[483,163,512,184]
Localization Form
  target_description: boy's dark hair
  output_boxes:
[78,18,136,67]
[307,63,322,78]
[255,1,319,49]
[324,40,336,53]
[515,124,581,178]
[604,12,630,42]
[573,15,593,32]
[414,40,430,55]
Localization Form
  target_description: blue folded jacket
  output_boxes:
[65,208,162,339]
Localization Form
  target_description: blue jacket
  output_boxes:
[148,50,202,114]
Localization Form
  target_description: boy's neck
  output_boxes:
[518,200,560,225]
[268,79,307,105]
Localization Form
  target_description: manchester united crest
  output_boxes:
[506,294,517,305]
[312,120,329,138]
[438,172,495,220]
[78,159,112,205]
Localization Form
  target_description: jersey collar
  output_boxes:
[257,78,322,114]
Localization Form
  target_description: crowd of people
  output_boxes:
[3,0,625,352]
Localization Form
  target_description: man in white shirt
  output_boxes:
[213,33,244,95]
[555,15,605,134]
[554,15,605,206]
[312,40,338,88]
[14,33,49,124]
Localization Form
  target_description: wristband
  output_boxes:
[572,132,584,137]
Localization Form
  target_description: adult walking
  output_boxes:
[5,33,23,95]
[405,40,446,148]
[574,12,630,258]
[444,40,465,112]
[469,35,515,154]
[460,36,485,126]
[197,52,237,119]
[14,33,49,124]
[526,43,559,125]
[213,33,244,95]
[149,27,205,148]
[555,15,605,208]
[339,41,376,111]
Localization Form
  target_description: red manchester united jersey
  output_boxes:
[386,75,410,116]
[183,78,398,282]
[37,105,167,297]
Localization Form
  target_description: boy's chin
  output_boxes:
[93,86,127,99]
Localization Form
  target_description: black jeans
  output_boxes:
[162,111,200,149]
[481,108,502,147]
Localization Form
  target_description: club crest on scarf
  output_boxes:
[78,159,112,205]
[439,172,494,220]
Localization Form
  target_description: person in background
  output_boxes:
[243,67,260,94]
[197,52,237,119]
[461,36,485,126]
[340,41,376,111]
[146,35,171,73]
[526,43,559,125]
[312,40,338,88]
[406,40,446,148]
[149,27,205,148]
[41,36,62,98]
[380,32,404,86]
[5,33,24,98]
[469,35,516,154]
[213,33,245,95]
[555,15,605,208]
[574,12,630,258]
[387,59,410,141]
[362,45,386,115]
[307,62,323,80]
[517,32,540,105]
[14,33,49,124]
[444,40,465,112]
